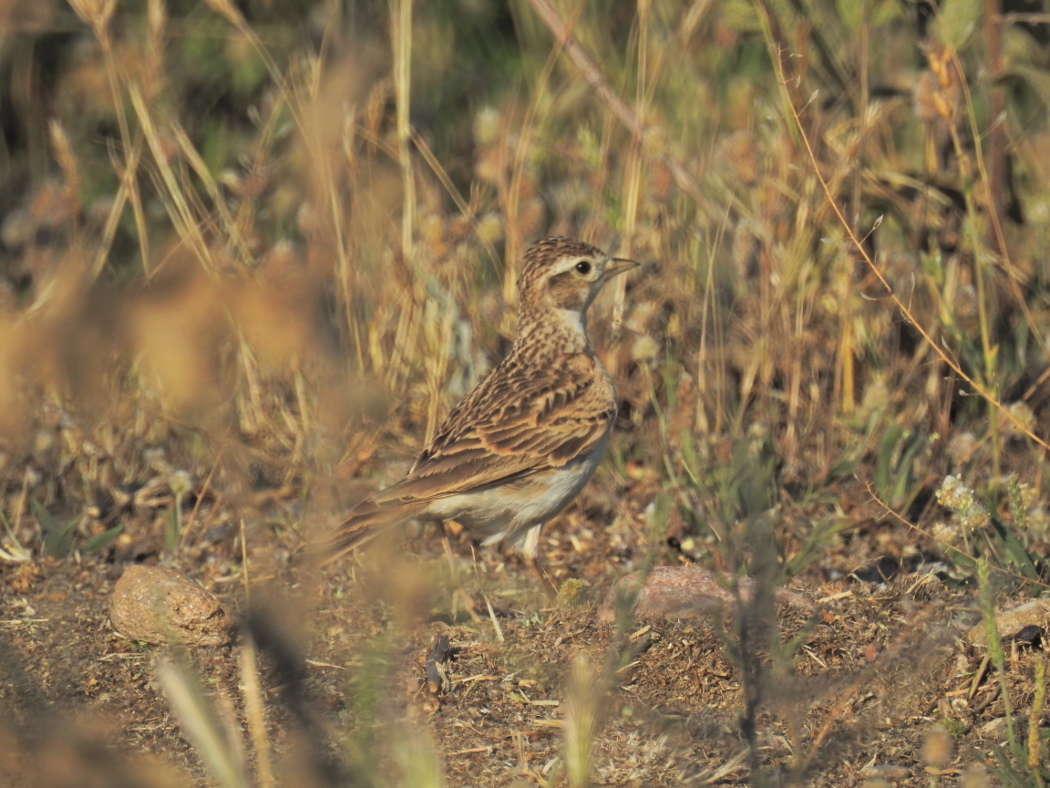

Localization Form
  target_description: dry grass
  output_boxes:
[1,0,1050,785]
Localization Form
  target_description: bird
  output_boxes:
[321,236,639,566]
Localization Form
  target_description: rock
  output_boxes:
[601,565,813,622]
[110,564,233,647]
[965,598,1050,649]
[858,763,911,781]
[978,716,1010,741]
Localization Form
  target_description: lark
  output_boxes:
[323,236,639,564]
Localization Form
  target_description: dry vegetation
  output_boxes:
[1,0,1050,785]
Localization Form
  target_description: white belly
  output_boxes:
[424,434,608,555]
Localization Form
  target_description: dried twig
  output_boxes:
[425,635,455,696]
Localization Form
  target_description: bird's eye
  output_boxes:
[574,260,592,275]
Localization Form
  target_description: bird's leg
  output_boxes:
[522,524,558,598]
[526,555,558,598]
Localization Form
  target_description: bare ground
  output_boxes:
[0,478,1032,787]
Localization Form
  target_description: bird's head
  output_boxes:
[517,236,639,316]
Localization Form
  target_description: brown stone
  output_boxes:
[110,564,233,647]
[602,565,813,621]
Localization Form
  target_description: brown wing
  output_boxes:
[370,350,615,507]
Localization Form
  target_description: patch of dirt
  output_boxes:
[0,498,1030,786]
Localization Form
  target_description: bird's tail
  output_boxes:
[313,498,424,565]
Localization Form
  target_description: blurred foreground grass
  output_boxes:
[1,0,1050,785]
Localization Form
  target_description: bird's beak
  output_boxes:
[603,257,641,280]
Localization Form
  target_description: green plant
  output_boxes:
[936,475,1049,589]
[974,562,1050,787]
[31,499,77,558]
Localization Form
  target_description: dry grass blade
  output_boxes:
[157,659,248,788]
[48,120,80,220]
[200,0,245,28]
[767,32,1050,453]
[562,653,599,788]
[68,0,116,32]
[169,123,254,269]
[1028,659,1047,776]
[239,639,275,788]
[391,0,415,260]
[522,0,706,206]
[127,84,215,274]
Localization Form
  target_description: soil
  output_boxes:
[0,472,1035,788]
